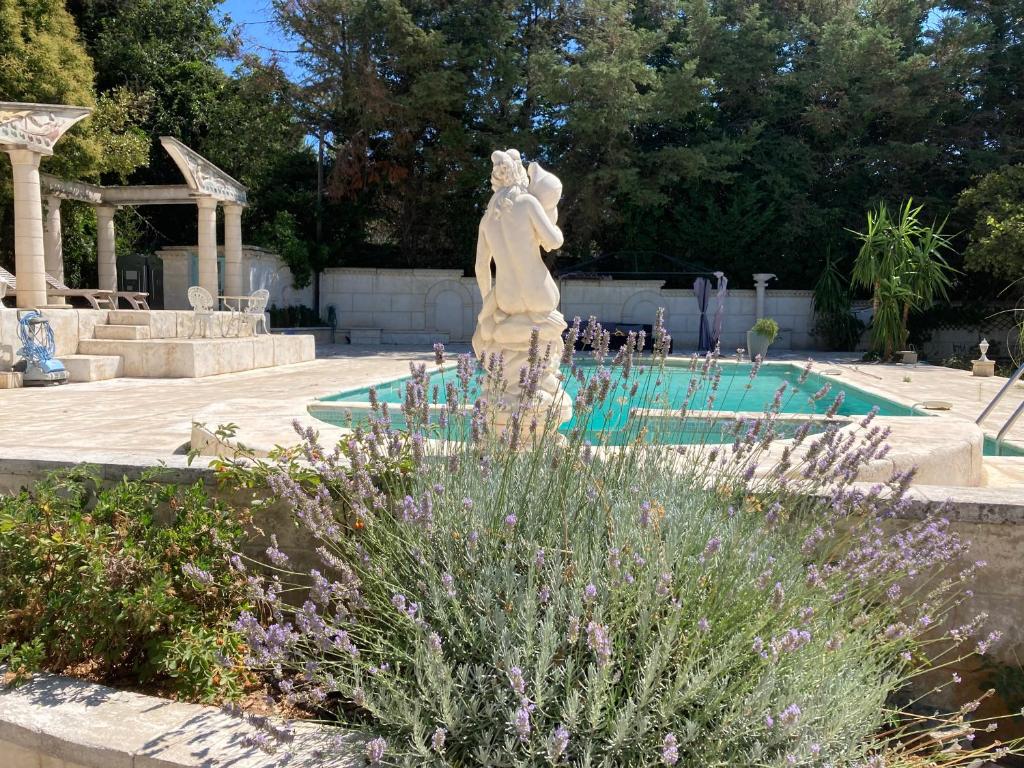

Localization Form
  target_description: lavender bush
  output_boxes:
[219,315,1018,766]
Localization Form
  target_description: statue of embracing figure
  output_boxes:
[472,149,573,429]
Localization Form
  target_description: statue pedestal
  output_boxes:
[972,359,995,377]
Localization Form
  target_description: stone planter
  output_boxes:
[746,330,773,360]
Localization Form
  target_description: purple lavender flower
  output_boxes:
[441,572,456,598]
[507,665,526,696]
[182,562,214,586]
[505,513,518,528]
[656,572,672,598]
[547,725,570,762]
[778,703,801,727]
[365,736,386,765]
[265,534,289,566]
[583,583,597,602]
[697,617,711,633]
[512,705,531,742]
[433,341,445,365]
[639,500,652,528]
[662,733,679,765]
[586,621,612,667]
[428,632,443,654]
[431,727,447,753]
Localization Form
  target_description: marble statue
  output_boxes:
[472,149,573,428]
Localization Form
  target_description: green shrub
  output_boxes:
[750,316,780,343]
[220,325,1018,766]
[268,304,323,328]
[0,468,252,701]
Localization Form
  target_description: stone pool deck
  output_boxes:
[0,345,1022,491]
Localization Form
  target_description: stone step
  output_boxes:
[61,353,123,382]
[77,334,314,378]
[106,309,179,338]
[107,309,154,326]
[93,323,151,340]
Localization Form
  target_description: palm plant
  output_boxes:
[813,251,862,350]
[851,199,957,358]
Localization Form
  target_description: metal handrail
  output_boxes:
[976,360,1024,425]
[996,400,1024,446]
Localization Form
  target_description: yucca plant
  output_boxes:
[851,200,957,358]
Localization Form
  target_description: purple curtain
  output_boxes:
[693,277,712,351]
[712,272,728,352]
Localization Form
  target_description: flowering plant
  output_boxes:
[222,313,1018,766]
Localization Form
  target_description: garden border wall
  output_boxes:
[1,446,1022,667]
[0,669,355,767]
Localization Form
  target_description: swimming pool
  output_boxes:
[312,361,922,445]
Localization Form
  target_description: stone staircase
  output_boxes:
[62,311,151,382]
[63,309,315,381]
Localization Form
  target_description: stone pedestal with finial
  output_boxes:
[972,338,995,377]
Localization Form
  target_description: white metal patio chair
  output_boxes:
[187,285,216,338]
[240,289,270,336]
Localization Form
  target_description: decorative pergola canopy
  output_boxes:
[0,102,91,155]
[160,136,247,204]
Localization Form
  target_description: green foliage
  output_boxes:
[253,210,313,288]
[267,304,323,328]
[852,200,957,358]
[958,165,1024,281]
[0,468,251,701]
[813,253,863,350]
[277,0,1024,282]
[751,317,780,343]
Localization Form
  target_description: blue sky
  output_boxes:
[216,0,305,80]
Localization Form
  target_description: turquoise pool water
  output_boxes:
[313,362,922,445]
[984,436,1024,457]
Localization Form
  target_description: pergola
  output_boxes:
[2,101,248,309]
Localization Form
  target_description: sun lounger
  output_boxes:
[0,267,130,310]
[45,273,149,310]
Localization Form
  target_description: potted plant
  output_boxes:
[747,317,779,359]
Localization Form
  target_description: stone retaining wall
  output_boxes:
[1,447,1021,670]
[0,671,353,767]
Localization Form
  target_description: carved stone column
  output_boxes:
[8,149,47,308]
[196,197,219,299]
[222,203,244,298]
[752,273,776,320]
[41,195,65,304]
[96,205,117,296]
[0,102,91,307]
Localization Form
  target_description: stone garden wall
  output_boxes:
[319,268,817,351]
[158,245,314,311]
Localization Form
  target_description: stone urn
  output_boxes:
[746,330,772,361]
[746,318,779,361]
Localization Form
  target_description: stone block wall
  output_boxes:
[319,268,816,350]
[157,245,314,311]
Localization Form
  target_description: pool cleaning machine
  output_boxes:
[15,310,68,386]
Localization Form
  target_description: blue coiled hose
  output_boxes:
[16,310,58,366]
